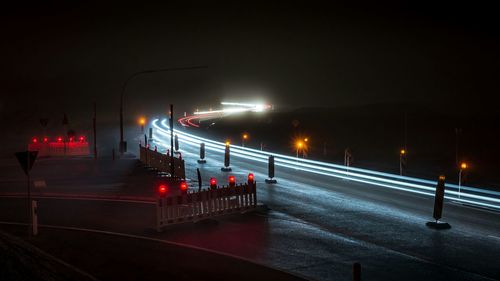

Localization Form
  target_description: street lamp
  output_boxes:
[138,117,146,134]
[399,149,406,176]
[296,141,304,160]
[119,65,207,155]
[242,133,249,147]
[458,162,468,199]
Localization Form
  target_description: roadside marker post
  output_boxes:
[197,143,206,163]
[174,134,180,153]
[265,156,277,184]
[221,143,232,172]
[353,262,361,281]
[426,175,451,229]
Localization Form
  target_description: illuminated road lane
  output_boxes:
[148,118,500,281]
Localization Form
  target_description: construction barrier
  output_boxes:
[139,145,186,179]
[156,183,257,231]
[28,142,90,157]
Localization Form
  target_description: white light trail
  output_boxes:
[151,119,500,210]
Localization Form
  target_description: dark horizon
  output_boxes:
[1,1,500,122]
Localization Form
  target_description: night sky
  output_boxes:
[1,1,499,123]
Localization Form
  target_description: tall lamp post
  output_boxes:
[242,133,248,147]
[296,141,303,161]
[458,162,468,199]
[399,149,406,176]
[119,66,207,154]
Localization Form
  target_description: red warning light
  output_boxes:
[229,175,236,187]
[43,137,48,143]
[180,181,188,191]
[210,177,217,189]
[79,136,85,142]
[69,137,74,142]
[158,184,168,197]
[32,137,37,143]
[248,173,255,185]
[57,137,63,142]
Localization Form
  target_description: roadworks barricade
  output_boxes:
[139,145,186,179]
[28,142,90,157]
[156,183,257,231]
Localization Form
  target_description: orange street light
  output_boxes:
[458,162,468,199]
[400,149,406,155]
[242,133,249,147]
[304,137,309,142]
[225,140,231,146]
[138,117,146,133]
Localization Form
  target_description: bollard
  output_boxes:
[265,155,277,183]
[353,262,361,281]
[426,175,451,229]
[197,142,206,163]
[149,127,153,140]
[221,143,232,171]
[144,134,148,147]
[174,134,179,152]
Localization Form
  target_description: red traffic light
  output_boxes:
[158,184,168,197]
[180,181,188,191]
[248,173,254,182]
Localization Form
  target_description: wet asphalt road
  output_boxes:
[1,132,500,280]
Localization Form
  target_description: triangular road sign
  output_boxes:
[15,151,38,175]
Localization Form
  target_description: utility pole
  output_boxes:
[93,102,97,160]
[119,66,207,155]
[169,104,175,178]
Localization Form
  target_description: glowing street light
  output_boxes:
[458,162,468,199]
[242,133,249,147]
[139,117,146,133]
[399,149,407,176]
[296,140,304,160]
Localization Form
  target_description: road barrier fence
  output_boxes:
[156,183,257,231]
[139,145,186,179]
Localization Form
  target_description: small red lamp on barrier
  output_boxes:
[248,173,255,185]
[158,184,168,198]
[180,181,188,192]
[43,137,48,143]
[32,137,37,143]
[210,177,217,190]
[57,137,63,142]
[229,175,236,187]
[79,136,85,142]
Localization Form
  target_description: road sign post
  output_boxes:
[15,151,38,236]
[426,175,451,229]
[265,155,277,183]
[32,200,38,236]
